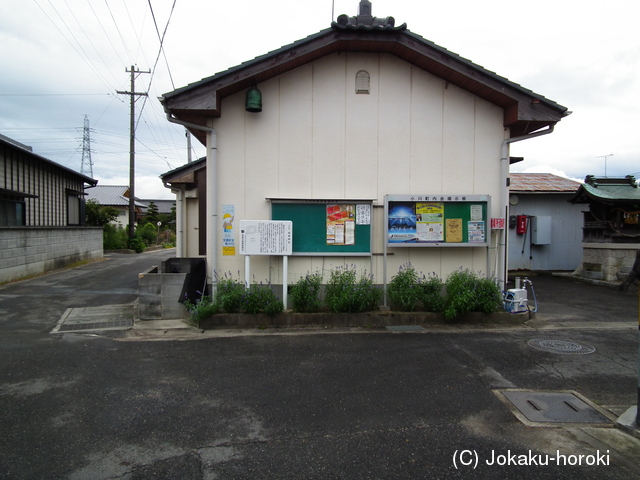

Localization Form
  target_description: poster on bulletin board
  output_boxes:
[385,194,490,247]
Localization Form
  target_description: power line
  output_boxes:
[34,0,116,92]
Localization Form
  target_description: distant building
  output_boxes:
[137,199,177,224]
[508,173,582,271]
[85,185,146,227]
[160,158,206,257]
[569,175,640,282]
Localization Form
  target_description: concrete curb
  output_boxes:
[616,406,640,440]
[199,310,531,329]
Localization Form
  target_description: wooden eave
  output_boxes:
[160,157,205,186]
[162,28,568,145]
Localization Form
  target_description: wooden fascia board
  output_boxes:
[164,29,566,129]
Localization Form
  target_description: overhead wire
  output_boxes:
[85,0,129,68]
[34,0,116,92]
[61,0,122,86]
[135,0,177,134]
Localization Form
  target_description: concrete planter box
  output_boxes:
[198,310,529,329]
[138,257,203,321]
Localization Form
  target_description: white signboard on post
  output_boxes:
[240,220,293,256]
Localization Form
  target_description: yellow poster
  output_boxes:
[223,246,236,256]
[446,218,462,243]
[416,202,444,218]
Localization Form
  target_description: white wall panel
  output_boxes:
[312,56,346,199]
[345,53,380,199]
[210,52,506,284]
[410,68,444,193]
[278,65,313,198]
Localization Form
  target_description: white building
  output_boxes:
[160,1,569,292]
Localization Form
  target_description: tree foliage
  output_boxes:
[85,199,119,227]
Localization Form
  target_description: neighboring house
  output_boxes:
[568,175,640,282]
[85,185,145,228]
[160,158,206,257]
[507,173,582,271]
[159,0,569,293]
[138,199,177,224]
[0,133,102,283]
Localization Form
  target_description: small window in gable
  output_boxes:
[356,71,370,94]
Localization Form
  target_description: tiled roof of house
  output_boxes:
[86,185,145,208]
[139,199,176,215]
[510,173,581,193]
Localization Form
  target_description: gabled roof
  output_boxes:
[161,2,568,145]
[569,175,640,205]
[86,185,145,208]
[0,133,97,187]
[510,173,581,193]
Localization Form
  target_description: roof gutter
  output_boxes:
[497,124,555,290]
[165,110,218,292]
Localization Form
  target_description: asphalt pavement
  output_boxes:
[0,250,639,480]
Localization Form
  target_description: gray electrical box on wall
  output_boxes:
[531,216,552,245]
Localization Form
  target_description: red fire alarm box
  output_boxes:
[516,215,527,234]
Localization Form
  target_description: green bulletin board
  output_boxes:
[385,194,490,247]
[271,201,372,255]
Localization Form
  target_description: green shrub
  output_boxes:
[290,272,323,312]
[103,224,128,250]
[184,295,219,326]
[443,269,501,321]
[128,237,145,253]
[245,284,284,315]
[215,273,246,313]
[325,266,381,313]
[137,223,157,246]
[388,263,422,311]
[420,275,445,313]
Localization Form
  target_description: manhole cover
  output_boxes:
[385,325,425,333]
[527,338,596,355]
[499,390,611,425]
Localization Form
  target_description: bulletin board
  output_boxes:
[385,194,490,247]
[270,199,372,255]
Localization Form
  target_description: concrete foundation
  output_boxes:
[573,243,640,283]
[138,257,203,321]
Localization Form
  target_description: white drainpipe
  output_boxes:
[165,112,218,292]
[498,125,555,291]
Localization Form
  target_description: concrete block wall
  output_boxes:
[574,243,640,282]
[0,227,103,283]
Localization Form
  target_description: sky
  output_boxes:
[1,0,639,199]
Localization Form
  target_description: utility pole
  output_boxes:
[80,115,94,178]
[117,65,150,240]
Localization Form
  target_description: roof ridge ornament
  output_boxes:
[332,0,407,31]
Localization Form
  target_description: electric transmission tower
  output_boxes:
[80,115,94,178]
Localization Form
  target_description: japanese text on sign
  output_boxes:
[240,220,293,256]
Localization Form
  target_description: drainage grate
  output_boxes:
[500,390,611,424]
[385,325,426,333]
[56,319,133,332]
[527,338,596,355]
